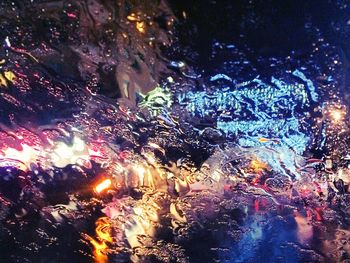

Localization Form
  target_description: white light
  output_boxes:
[95,179,112,194]
[5,36,11,47]
[331,109,343,122]
[51,136,89,168]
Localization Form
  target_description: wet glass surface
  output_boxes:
[0,0,349,262]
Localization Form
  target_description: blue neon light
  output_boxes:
[176,71,319,178]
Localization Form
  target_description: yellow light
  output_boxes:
[0,74,7,87]
[258,137,270,143]
[95,179,112,194]
[136,21,145,33]
[127,14,137,21]
[4,71,16,83]
[250,159,268,171]
[0,71,16,87]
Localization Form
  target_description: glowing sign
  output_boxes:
[176,71,319,178]
[177,71,318,153]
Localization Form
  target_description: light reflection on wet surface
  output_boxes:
[0,0,349,262]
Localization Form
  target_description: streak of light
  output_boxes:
[10,46,39,63]
[134,165,145,185]
[5,36,11,47]
[83,217,112,263]
[95,217,113,243]
[95,179,112,194]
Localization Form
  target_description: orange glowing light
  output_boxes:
[258,137,270,143]
[95,217,113,243]
[90,238,108,255]
[83,217,112,263]
[95,179,112,194]
[83,235,108,263]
